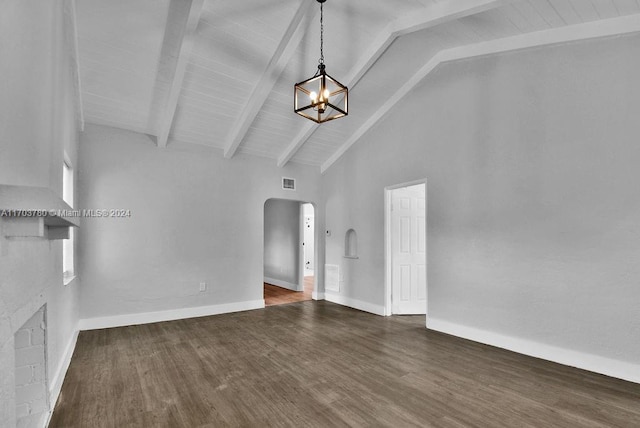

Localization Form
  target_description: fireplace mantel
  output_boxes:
[0,185,79,239]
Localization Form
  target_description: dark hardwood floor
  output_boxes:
[264,276,313,306]
[50,301,640,427]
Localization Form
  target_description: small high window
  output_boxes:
[63,160,73,207]
[63,158,74,281]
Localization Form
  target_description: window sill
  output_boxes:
[343,255,359,259]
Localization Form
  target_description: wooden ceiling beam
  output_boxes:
[155,0,205,148]
[223,1,316,159]
[277,0,513,168]
[63,0,84,132]
[321,13,640,173]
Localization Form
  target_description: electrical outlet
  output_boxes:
[199,282,206,292]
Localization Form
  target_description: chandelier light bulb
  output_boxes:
[310,91,318,102]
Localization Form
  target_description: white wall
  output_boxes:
[0,1,81,425]
[322,34,640,378]
[78,124,323,325]
[264,199,301,289]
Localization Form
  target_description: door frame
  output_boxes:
[384,178,427,316]
[298,203,315,291]
[263,198,317,298]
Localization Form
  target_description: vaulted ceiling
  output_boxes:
[74,0,640,172]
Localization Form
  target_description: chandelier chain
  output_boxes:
[319,2,324,65]
[294,0,348,123]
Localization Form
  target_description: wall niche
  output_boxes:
[344,229,358,259]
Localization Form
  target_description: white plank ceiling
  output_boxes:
[75,0,640,171]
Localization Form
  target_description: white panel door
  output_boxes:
[391,184,426,314]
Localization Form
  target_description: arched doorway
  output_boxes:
[263,199,316,306]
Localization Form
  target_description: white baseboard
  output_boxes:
[264,277,300,291]
[79,300,265,331]
[325,292,385,316]
[312,291,325,300]
[427,317,640,384]
[46,326,79,426]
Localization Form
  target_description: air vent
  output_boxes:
[325,264,340,292]
[282,177,296,191]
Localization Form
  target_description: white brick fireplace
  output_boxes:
[14,306,48,428]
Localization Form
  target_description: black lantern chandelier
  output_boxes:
[294,0,348,123]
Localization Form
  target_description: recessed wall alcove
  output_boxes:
[344,228,358,259]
